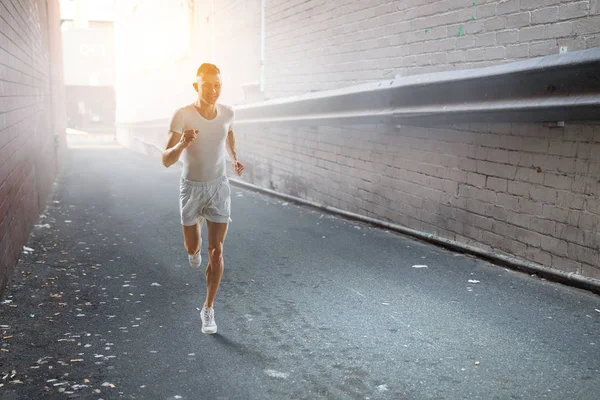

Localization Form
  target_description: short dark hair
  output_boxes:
[196,63,220,77]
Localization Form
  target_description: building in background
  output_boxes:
[114,0,203,148]
[60,0,116,133]
[114,0,262,137]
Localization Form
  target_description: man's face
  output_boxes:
[195,73,221,105]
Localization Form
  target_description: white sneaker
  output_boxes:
[188,251,201,268]
[201,306,217,334]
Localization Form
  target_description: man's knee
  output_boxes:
[184,238,201,255]
[185,244,200,255]
[208,244,223,260]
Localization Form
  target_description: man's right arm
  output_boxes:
[162,131,185,168]
[162,129,199,167]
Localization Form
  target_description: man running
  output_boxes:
[162,63,244,334]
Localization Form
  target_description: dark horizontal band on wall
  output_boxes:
[234,48,600,126]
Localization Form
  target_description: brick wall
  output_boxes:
[263,0,600,98]
[235,122,600,278]
[0,0,66,293]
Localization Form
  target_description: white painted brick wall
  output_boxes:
[234,121,600,279]
[256,0,600,98]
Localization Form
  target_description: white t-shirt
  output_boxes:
[168,103,234,182]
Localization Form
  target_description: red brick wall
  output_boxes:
[0,0,66,294]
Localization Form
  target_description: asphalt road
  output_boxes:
[1,135,600,400]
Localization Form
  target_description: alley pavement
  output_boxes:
[1,134,600,400]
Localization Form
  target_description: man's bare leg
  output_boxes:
[204,220,228,308]
[182,223,202,256]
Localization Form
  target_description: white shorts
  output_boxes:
[180,175,232,226]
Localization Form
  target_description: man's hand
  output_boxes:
[232,160,244,176]
[180,129,198,148]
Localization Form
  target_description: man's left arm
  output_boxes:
[227,126,244,176]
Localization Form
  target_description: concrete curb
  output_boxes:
[125,133,600,296]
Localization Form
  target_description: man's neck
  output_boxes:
[194,100,217,119]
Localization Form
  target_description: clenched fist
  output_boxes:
[180,129,198,148]
[232,160,244,176]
